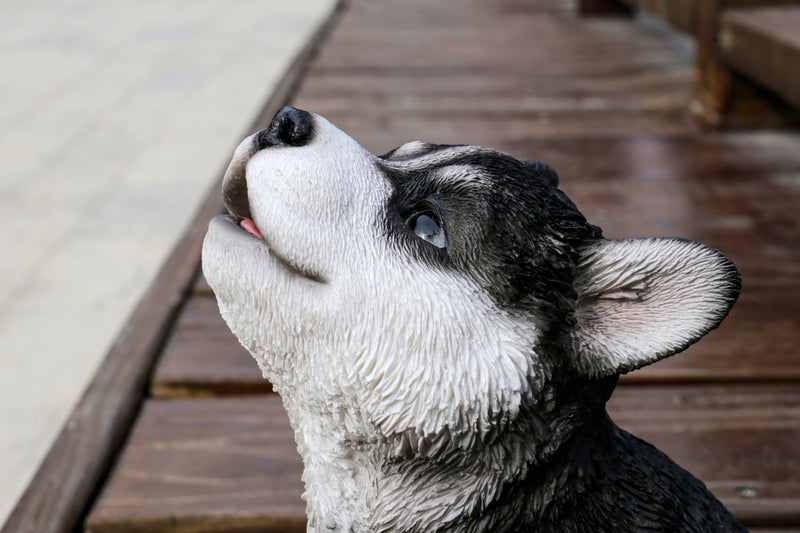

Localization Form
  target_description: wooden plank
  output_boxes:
[85,396,305,533]
[151,297,267,398]
[88,386,800,531]
[721,6,800,110]
[299,66,694,102]
[497,135,800,192]
[296,5,700,143]
[300,111,693,155]
[609,383,800,526]
[192,270,214,297]
[0,3,345,532]
[309,26,691,73]
[559,174,800,288]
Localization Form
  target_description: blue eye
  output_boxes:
[405,201,446,249]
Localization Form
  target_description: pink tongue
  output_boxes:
[240,218,264,239]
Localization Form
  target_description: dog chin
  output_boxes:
[203,214,266,292]
[204,214,325,283]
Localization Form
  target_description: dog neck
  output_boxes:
[280,371,742,533]
[278,381,592,532]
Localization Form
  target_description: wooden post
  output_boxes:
[691,0,797,128]
[691,0,735,126]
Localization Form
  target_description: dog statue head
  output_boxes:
[202,107,741,532]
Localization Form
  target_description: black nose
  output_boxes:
[255,107,314,149]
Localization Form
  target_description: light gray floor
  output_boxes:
[0,0,336,524]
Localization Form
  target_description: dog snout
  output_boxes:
[256,106,314,149]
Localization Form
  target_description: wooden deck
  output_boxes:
[7,1,800,532]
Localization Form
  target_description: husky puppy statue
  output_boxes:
[202,107,745,532]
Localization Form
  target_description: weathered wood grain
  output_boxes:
[151,297,268,398]
[192,270,214,297]
[84,396,305,533]
[87,386,800,531]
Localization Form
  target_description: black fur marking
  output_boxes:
[521,159,559,188]
[373,150,747,530]
[509,414,748,532]
[377,149,602,325]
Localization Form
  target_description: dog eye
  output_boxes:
[405,201,446,249]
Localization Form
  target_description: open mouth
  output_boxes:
[222,169,267,244]
[238,217,264,240]
[221,143,256,233]
[213,214,266,242]
[214,214,325,283]
[218,136,325,282]
[222,214,266,242]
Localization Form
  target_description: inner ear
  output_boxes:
[570,238,741,378]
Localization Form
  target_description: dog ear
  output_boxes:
[570,238,741,378]
[521,159,559,188]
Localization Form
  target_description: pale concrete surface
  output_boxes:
[0,0,336,525]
